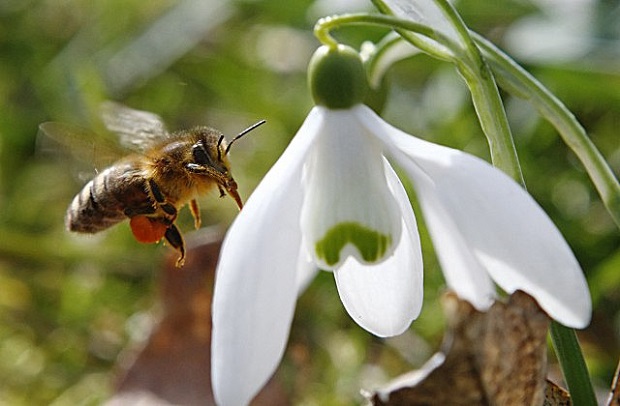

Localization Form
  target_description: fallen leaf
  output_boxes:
[371,290,552,406]
[544,379,571,406]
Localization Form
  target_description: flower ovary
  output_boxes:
[308,45,368,109]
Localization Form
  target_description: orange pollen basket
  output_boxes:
[130,216,168,243]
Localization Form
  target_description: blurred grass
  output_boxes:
[0,0,618,404]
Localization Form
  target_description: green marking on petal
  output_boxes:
[315,222,392,267]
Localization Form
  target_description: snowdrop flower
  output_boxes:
[211,45,591,405]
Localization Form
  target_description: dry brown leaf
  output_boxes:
[544,379,571,406]
[371,290,553,406]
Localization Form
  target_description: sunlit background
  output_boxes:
[0,0,618,404]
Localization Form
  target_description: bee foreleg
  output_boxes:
[185,164,228,200]
[186,164,229,188]
[189,199,201,229]
[164,224,185,268]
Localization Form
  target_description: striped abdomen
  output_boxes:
[66,162,152,233]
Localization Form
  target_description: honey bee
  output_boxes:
[40,101,264,267]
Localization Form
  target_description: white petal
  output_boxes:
[301,108,402,270]
[334,160,423,336]
[211,108,321,406]
[360,105,591,328]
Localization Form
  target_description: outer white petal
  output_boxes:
[295,244,319,294]
[355,106,496,311]
[301,108,402,270]
[334,160,423,337]
[211,108,321,406]
[359,105,592,328]
[401,163,498,310]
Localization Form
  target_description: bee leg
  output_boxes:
[186,164,229,198]
[164,224,186,268]
[147,179,177,222]
[189,199,201,229]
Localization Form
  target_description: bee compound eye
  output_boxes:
[192,142,211,165]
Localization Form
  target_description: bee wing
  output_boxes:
[100,101,171,152]
[38,121,126,168]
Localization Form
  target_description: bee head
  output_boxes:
[187,120,265,209]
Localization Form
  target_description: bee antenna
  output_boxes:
[225,119,266,155]
[217,136,225,162]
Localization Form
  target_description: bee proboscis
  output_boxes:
[40,101,264,267]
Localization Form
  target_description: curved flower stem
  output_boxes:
[315,14,435,48]
[432,0,525,185]
[473,33,620,228]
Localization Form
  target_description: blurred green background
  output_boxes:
[0,0,618,404]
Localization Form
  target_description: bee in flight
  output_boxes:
[40,102,265,267]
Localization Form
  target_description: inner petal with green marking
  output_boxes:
[315,221,393,267]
